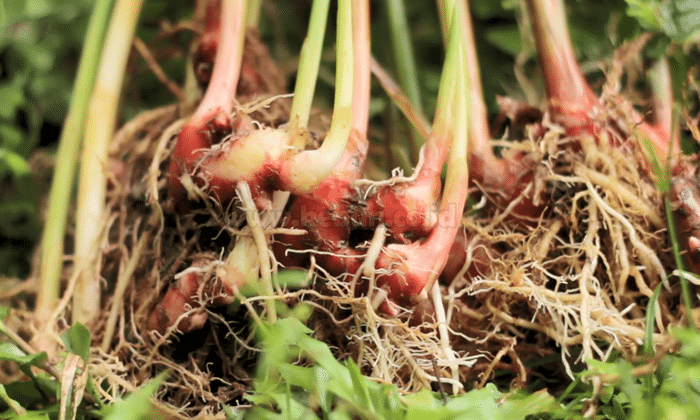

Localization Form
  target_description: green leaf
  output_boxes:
[278,364,318,393]
[313,366,331,414]
[484,25,522,56]
[0,81,26,120]
[0,383,26,416]
[328,408,354,420]
[496,388,559,419]
[449,385,503,419]
[246,389,317,419]
[240,269,312,298]
[0,126,25,155]
[661,0,700,40]
[404,388,443,419]
[0,342,48,369]
[0,342,51,396]
[298,336,352,388]
[609,395,630,420]
[0,147,31,179]
[377,384,403,420]
[0,1,5,29]
[222,404,241,420]
[24,0,55,19]
[1,379,53,413]
[643,33,672,59]
[1,410,51,419]
[254,318,312,394]
[276,269,311,289]
[674,328,700,357]
[60,323,91,362]
[102,372,168,420]
[15,43,55,72]
[643,284,662,356]
[624,0,662,30]
[346,358,371,410]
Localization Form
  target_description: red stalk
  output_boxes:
[168,0,246,209]
[375,170,469,308]
[151,0,366,333]
[146,253,235,334]
[457,0,504,187]
[365,14,459,241]
[372,5,470,310]
[655,58,700,276]
[276,0,354,195]
[273,129,368,274]
[438,0,540,221]
[365,134,447,242]
[193,127,292,209]
[527,0,700,282]
[375,97,469,310]
[350,0,371,139]
[193,0,221,86]
[146,236,261,334]
[525,0,677,163]
[170,0,355,213]
[644,57,678,164]
[671,166,700,275]
[526,0,599,137]
[459,0,532,203]
[193,0,265,95]
[274,0,371,275]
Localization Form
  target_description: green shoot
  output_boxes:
[384,0,426,159]
[289,0,331,134]
[642,284,662,405]
[639,106,694,328]
[36,0,115,323]
[245,0,261,29]
[664,196,695,328]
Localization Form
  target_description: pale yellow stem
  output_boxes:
[73,0,144,325]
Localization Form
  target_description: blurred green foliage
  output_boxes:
[0,0,193,277]
[0,0,97,277]
[1,0,95,152]
[237,317,559,419]
[578,328,700,420]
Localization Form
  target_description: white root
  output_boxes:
[237,181,277,322]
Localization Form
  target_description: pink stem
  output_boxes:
[169,0,246,205]
[384,174,469,306]
[526,0,599,135]
[527,0,676,163]
[644,57,678,161]
[193,0,221,85]
[351,0,371,136]
[460,0,502,183]
[191,0,245,129]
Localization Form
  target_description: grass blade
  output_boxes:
[36,0,115,321]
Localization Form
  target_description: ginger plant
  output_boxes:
[150,0,360,332]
